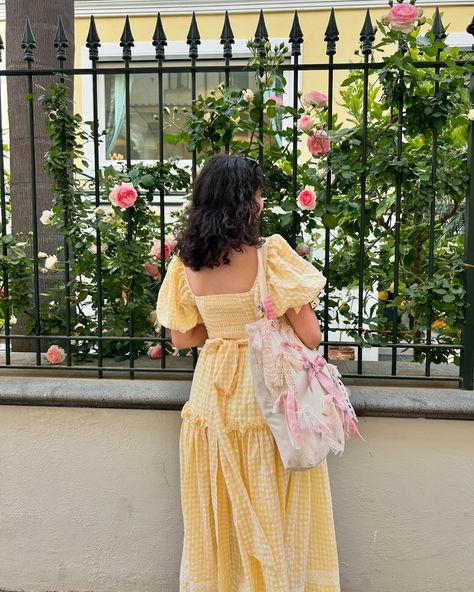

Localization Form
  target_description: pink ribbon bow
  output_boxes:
[272,388,304,449]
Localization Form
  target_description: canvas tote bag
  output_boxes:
[245,238,364,471]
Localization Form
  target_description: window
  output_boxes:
[81,38,294,167]
[102,62,268,162]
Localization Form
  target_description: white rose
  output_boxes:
[104,212,120,225]
[242,88,254,102]
[40,210,53,225]
[259,72,273,86]
[37,251,48,259]
[389,255,396,263]
[94,206,105,216]
[45,255,58,270]
[10,314,17,325]
[214,85,224,100]
[468,109,474,122]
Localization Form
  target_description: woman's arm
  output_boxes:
[171,323,209,349]
[285,303,322,350]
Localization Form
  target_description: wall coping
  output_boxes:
[0,376,473,420]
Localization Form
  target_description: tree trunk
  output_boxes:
[6,0,75,351]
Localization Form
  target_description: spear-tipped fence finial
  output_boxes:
[21,17,36,63]
[431,7,447,43]
[187,12,201,59]
[220,11,234,59]
[54,15,69,62]
[289,11,303,57]
[325,8,339,56]
[153,12,167,61]
[360,9,375,56]
[120,15,134,61]
[255,10,269,58]
[86,15,101,62]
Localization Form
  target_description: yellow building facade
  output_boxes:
[1,1,471,164]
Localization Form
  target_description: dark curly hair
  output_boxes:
[175,153,266,270]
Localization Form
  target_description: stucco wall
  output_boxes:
[0,403,473,592]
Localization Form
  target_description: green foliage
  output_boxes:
[2,77,190,360]
[164,15,472,364]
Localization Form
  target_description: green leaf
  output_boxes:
[249,108,261,124]
[280,212,294,228]
[1,234,15,247]
[321,213,338,229]
[280,200,295,212]
[139,174,156,190]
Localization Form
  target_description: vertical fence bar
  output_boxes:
[461,17,474,390]
[358,11,375,375]
[54,16,73,367]
[289,12,303,254]
[187,12,200,369]
[255,10,268,168]
[425,9,447,377]
[187,12,200,182]
[0,35,11,365]
[86,15,103,377]
[221,11,234,155]
[22,18,41,365]
[324,8,339,362]
[120,15,135,378]
[153,12,168,370]
[390,38,407,376]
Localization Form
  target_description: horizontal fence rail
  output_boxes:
[0,7,473,388]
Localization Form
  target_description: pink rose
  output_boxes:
[387,3,419,33]
[307,130,330,156]
[149,237,175,261]
[297,187,317,211]
[46,344,65,364]
[89,243,107,254]
[296,242,310,256]
[147,344,163,359]
[109,182,138,209]
[166,235,176,252]
[144,262,161,279]
[298,114,315,132]
[304,91,328,107]
[267,95,284,107]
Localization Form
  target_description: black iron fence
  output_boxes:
[0,7,473,388]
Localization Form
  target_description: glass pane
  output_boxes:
[103,63,287,162]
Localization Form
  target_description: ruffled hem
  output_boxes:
[181,403,270,435]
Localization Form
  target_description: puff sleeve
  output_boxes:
[265,233,327,316]
[155,255,203,332]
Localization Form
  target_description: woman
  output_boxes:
[156,153,340,591]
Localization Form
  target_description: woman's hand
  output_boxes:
[171,323,209,349]
[285,303,322,349]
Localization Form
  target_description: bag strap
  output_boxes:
[256,237,269,304]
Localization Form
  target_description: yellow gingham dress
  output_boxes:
[156,233,341,592]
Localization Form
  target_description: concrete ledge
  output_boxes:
[0,376,473,420]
